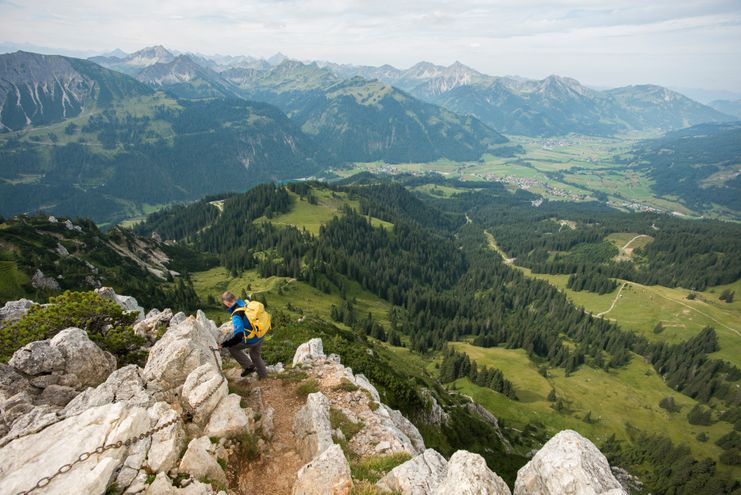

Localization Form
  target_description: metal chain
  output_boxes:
[15,347,225,495]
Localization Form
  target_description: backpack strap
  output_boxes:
[231,307,258,341]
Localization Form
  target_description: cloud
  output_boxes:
[0,0,740,90]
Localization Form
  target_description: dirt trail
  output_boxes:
[596,282,627,318]
[621,234,650,252]
[230,376,306,495]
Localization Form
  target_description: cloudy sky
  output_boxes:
[1,0,740,92]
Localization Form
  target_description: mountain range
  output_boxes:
[88,46,736,137]
[0,49,506,222]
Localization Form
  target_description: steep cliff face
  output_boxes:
[0,293,627,495]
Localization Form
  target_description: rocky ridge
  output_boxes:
[0,292,627,494]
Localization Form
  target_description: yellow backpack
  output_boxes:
[232,300,272,341]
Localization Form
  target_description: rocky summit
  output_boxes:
[0,292,626,494]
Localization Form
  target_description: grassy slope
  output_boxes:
[254,189,393,236]
[449,343,737,477]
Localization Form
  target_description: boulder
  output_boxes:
[178,436,227,488]
[145,472,217,495]
[31,269,60,291]
[38,384,78,407]
[0,364,29,402]
[0,402,150,495]
[292,444,353,495]
[434,450,511,495]
[133,308,173,341]
[292,338,325,367]
[181,364,227,426]
[144,317,220,394]
[170,312,187,326]
[204,393,251,439]
[385,406,426,455]
[1,405,60,447]
[63,365,151,417]
[514,430,626,495]
[8,340,65,375]
[293,392,334,463]
[353,373,380,402]
[146,402,185,473]
[0,298,35,325]
[95,287,145,320]
[377,448,448,495]
[50,327,117,388]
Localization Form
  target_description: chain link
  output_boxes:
[15,347,225,495]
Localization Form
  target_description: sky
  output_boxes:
[1,0,741,93]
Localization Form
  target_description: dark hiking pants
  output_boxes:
[224,337,268,379]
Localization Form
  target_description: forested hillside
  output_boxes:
[135,177,741,492]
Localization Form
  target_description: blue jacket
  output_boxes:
[227,299,262,345]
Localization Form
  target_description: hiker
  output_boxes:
[221,291,268,379]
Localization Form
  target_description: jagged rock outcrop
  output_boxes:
[434,451,511,495]
[293,391,334,463]
[0,298,34,326]
[0,298,252,495]
[377,448,448,495]
[134,308,174,341]
[31,269,61,291]
[0,402,150,494]
[179,436,228,487]
[292,338,325,366]
[292,443,353,495]
[514,430,626,495]
[95,286,145,320]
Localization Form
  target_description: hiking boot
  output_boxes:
[241,366,256,377]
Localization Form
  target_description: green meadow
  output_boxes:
[449,343,738,478]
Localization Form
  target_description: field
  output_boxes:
[254,189,393,235]
[450,343,739,479]
[336,132,707,218]
[517,268,741,366]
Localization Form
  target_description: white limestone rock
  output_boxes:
[144,317,221,394]
[63,365,151,417]
[181,364,227,426]
[145,402,185,473]
[384,406,426,455]
[8,340,65,375]
[0,298,35,325]
[50,327,117,388]
[178,436,227,488]
[0,364,29,402]
[31,269,60,291]
[353,373,380,402]
[514,430,627,495]
[0,402,150,495]
[144,472,217,495]
[133,308,174,341]
[292,338,325,367]
[204,393,251,439]
[95,287,145,320]
[293,392,334,463]
[292,443,353,495]
[376,448,448,495]
[433,450,511,495]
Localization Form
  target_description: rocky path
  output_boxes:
[230,376,306,495]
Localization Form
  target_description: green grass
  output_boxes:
[517,268,741,366]
[296,379,320,397]
[0,260,29,302]
[450,343,738,478]
[254,189,392,235]
[350,452,412,482]
[192,266,393,329]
